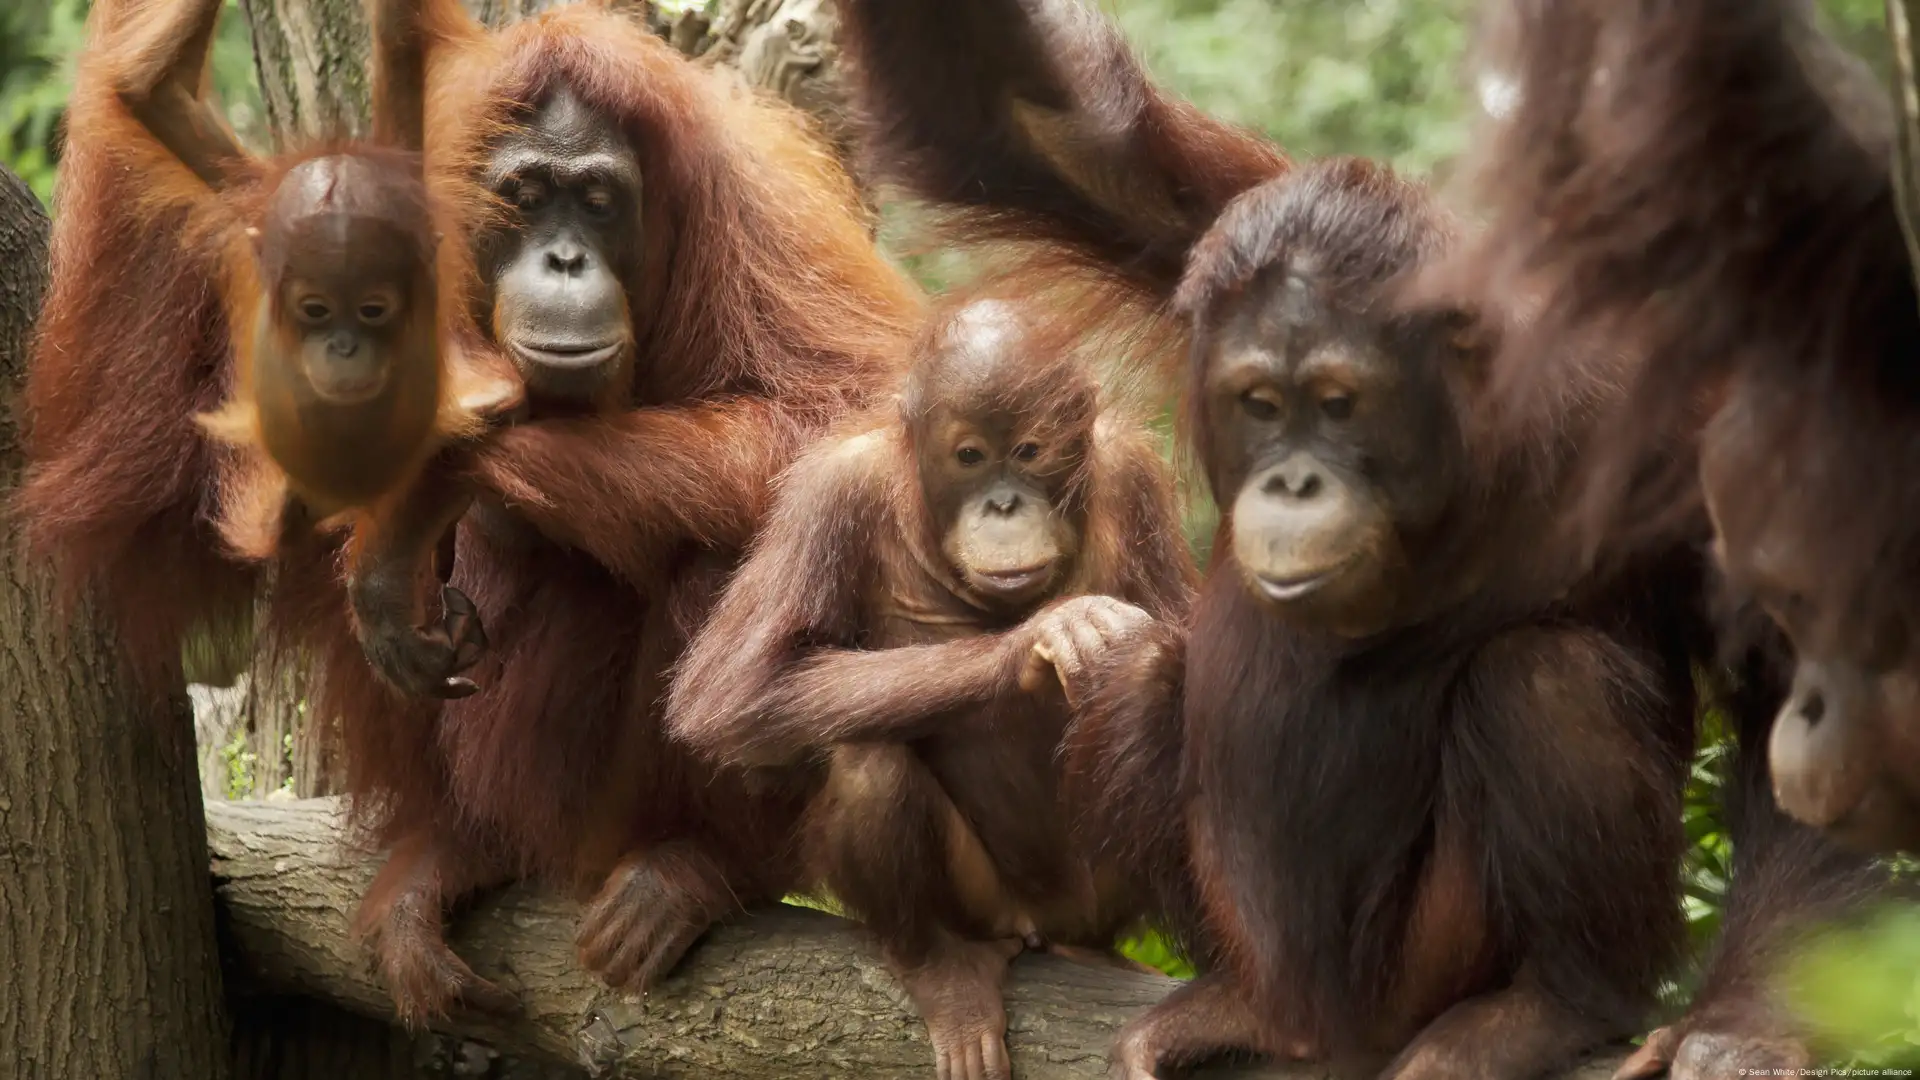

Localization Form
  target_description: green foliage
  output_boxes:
[1682,705,1733,955]
[1110,0,1472,176]
[0,0,263,204]
[1786,903,1920,1068]
[1822,0,1894,74]
[220,726,257,801]
[1119,929,1195,980]
[0,0,87,202]
[782,892,848,917]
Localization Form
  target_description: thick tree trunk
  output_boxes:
[245,642,309,798]
[208,799,1629,1080]
[680,0,855,159]
[239,0,849,148]
[240,0,376,145]
[289,683,339,798]
[0,167,235,1079]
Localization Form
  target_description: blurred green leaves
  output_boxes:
[0,0,88,203]
[0,0,263,205]
[1786,903,1920,1068]
[1119,928,1196,980]
[1111,0,1473,176]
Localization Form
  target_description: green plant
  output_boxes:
[1110,0,1472,177]
[1119,928,1195,980]
[0,0,87,202]
[1786,904,1920,1068]
[0,0,263,205]
[220,727,257,800]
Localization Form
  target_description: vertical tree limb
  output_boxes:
[0,165,234,1080]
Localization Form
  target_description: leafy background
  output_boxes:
[3,0,1911,1063]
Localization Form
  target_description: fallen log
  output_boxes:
[206,798,1627,1079]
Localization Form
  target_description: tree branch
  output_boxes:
[207,799,1629,1080]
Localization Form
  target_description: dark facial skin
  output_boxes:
[272,215,423,403]
[913,302,1088,609]
[1201,264,1458,637]
[1701,396,1920,852]
[249,154,444,508]
[483,87,640,403]
[259,156,434,406]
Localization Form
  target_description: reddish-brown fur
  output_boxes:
[837,2,1888,1078]
[278,0,925,1024]
[23,0,920,1025]
[14,0,502,688]
[1414,6,1910,1066]
[665,287,1197,1079]
[1417,0,1904,569]
[1056,160,1699,1079]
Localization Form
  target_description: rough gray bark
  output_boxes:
[244,646,309,797]
[241,0,376,145]
[188,668,311,800]
[193,675,255,800]
[239,0,847,150]
[291,686,340,798]
[236,0,622,146]
[691,0,855,160]
[0,167,234,1079]
[208,798,1630,1080]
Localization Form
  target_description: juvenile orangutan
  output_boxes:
[668,294,1196,1080]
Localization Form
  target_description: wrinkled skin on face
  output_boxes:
[1701,389,1920,852]
[1200,264,1462,637]
[909,300,1091,611]
[481,87,640,405]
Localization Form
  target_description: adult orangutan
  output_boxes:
[25,0,921,1024]
[667,292,1197,1080]
[1423,0,1920,860]
[834,1,1886,1078]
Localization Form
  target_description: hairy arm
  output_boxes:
[1460,624,1693,1031]
[364,0,426,152]
[368,0,427,153]
[107,0,247,187]
[1094,416,1199,622]
[466,397,808,588]
[666,433,1035,767]
[1057,616,1202,949]
[1442,0,1906,449]
[837,0,1286,294]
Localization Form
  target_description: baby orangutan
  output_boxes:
[667,295,1196,1080]
[93,0,518,695]
[120,0,512,521]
